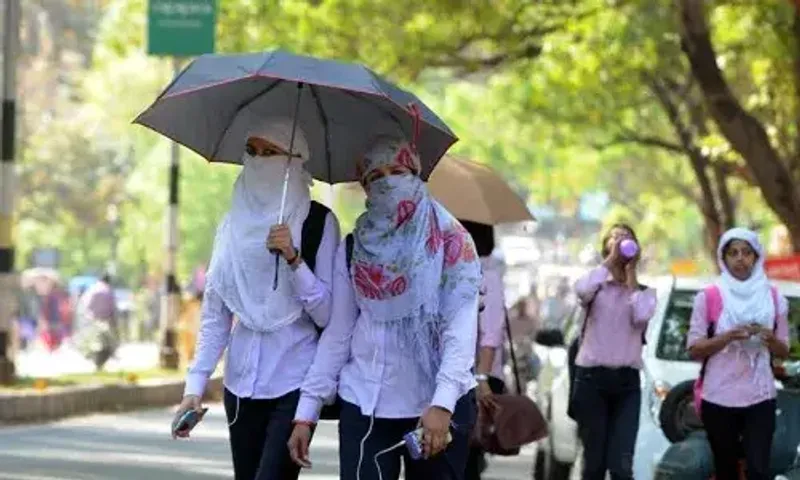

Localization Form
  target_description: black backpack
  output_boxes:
[298,201,342,420]
[299,200,330,274]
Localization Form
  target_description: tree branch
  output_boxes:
[595,131,686,154]
[676,0,800,249]
[649,74,722,225]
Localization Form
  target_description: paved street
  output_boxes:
[0,403,536,480]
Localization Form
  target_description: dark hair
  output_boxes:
[460,220,495,257]
[101,273,112,284]
[600,223,639,258]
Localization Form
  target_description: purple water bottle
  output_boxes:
[620,239,639,259]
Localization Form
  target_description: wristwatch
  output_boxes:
[474,373,489,382]
[286,247,300,265]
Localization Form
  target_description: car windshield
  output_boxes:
[656,289,800,362]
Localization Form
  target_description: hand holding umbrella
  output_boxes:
[270,83,304,290]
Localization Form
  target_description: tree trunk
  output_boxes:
[677,0,800,251]
[649,76,731,265]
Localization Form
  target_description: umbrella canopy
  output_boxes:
[427,156,535,225]
[134,50,457,183]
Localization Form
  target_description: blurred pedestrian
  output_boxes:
[288,136,482,480]
[539,281,570,331]
[687,228,790,480]
[78,273,117,330]
[172,118,341,480]
[461,220,507,480]
[178,265,206,368]
[36,276,68,352]
[75,273,119,370]
[570,223,657,480]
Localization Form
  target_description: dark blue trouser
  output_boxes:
[224,388,304,480]
[338,390,477,480]
[572,366,640,480]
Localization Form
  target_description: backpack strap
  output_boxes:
[300,201,330,273]
[704,285,723,329]
[345,233,354,274]
[698,285,723,382]
[770,286,779,331]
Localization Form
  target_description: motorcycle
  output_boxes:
[73,314,119,371]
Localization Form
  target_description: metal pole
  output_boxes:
[0,0,20,385]
[159,57,181,370]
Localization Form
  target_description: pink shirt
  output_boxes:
[478,260,505,380]
[80,282,116,320]
[687,290,789,408]
[574,266,657,369]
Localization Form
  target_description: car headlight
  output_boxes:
[648,380,671,424]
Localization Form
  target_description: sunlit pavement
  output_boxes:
[15,342,159,378]
[0,403,536,480]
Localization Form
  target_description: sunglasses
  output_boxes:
[245,140,302,159]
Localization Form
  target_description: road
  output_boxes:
[0,403,536,480]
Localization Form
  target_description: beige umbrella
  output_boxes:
[427,155,535,225]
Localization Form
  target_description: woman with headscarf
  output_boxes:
[687,228,790,480]
[171,118,341,480]
[287,136,482,480]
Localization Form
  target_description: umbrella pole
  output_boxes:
[273,82,304,290]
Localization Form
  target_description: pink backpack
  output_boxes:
[692,285,779,416]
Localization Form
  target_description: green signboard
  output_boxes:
[147,0,216,57]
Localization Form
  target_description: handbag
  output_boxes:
[472,312,549,456]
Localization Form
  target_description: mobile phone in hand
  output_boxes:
[403,427,453,460]
[172,408,208,436]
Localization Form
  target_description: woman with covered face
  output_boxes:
[687,228,790,480]
[171,118,341,480]
[288,136,482,480]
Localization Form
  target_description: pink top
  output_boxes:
[478,260,506,380]
[574,266,657,369]
[687,290,789,408]
[81,281,116,320]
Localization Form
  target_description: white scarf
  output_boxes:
[206,119,312,333]
[716,227,775,333]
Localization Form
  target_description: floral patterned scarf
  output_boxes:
[352,137,482,385]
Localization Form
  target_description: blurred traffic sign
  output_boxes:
[670,259,699,276]
[765,255,800,282]
[147,0,216,56]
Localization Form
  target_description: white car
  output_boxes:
[533,275,800,480]
[532,304,582,480]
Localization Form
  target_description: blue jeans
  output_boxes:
[338,391,477,480]
[572,366,640,480]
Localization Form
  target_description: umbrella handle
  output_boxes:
[273,82,305,291]
[272,255,280,290]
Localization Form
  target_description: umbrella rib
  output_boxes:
[208,78,283,161]
[308,85,333,184]
[153,58,196,104]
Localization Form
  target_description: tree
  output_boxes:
[100,0,587,81]
[677,0,800,250]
